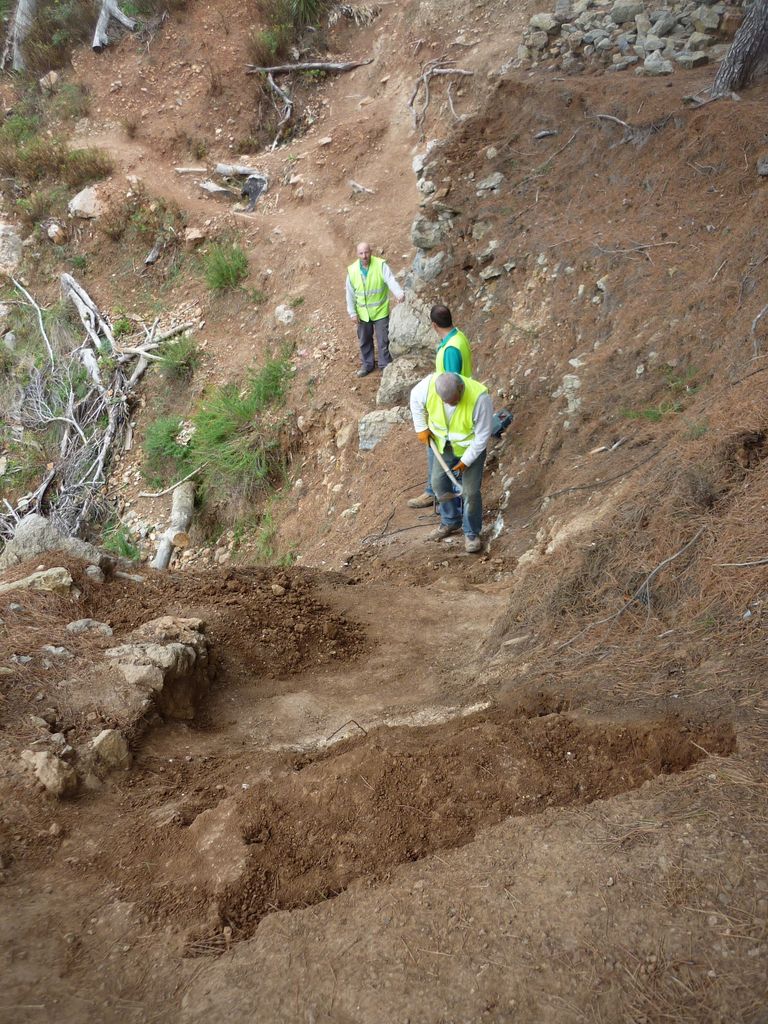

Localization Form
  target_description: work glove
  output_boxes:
[417,429,433,445]
[453,461,468,474]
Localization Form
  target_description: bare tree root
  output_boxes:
[409,57,474,137]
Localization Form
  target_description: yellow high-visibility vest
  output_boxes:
[426,374,488,456]
[347,256,389,322]
[435,328,473,377]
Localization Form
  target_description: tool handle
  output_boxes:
[429,440,463,495]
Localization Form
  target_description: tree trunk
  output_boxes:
[2,0,38,71]
[150,481,195,570]
[92,0,136,52]
[712,0,768,95]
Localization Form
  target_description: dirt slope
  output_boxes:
[1,0,768,1021]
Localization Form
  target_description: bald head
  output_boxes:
[435,372,464,405]
[356,241,372,267]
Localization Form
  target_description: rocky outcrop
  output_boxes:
[389,296,435,360]
[0,513,105,572]
[376,358,425,407]
[0,224,23,274]
[358,408,411,451]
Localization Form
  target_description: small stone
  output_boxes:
[47,222,66,244]
[529,12,559,32]
[274,304,295,325]
[757,155,768,177]
[687,30,713,50]
[90,729,131,770]
[479,266,503,280]
[68,186,104,220]
[85,564,105,584]
[692,4,720,32]
[340,504,361,519]
[611,0,645,23]
[40,645,72,659]
[271,583,286,597]
[39,70,60,93]
[411,215,447,250]
[20,750,78,798]
[641,50,674,74]
[476,172,504,194]
[183,227,206,250]
[318,136,333,146]
[676,50,709,67]
[66,618,113,636]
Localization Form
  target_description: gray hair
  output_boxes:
[435,372,464,402]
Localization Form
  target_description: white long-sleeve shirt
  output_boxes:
[409,374,493,468]
[345,260,404,318]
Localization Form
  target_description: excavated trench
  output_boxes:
[126,697,735,952]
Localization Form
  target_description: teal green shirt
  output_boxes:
[438,329,464,374]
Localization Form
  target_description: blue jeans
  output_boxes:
[430,446,486,538]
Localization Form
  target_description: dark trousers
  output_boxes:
[431,445,486,538]
[357,316,391,372]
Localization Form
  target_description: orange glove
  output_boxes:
[453,461,467,474]
[417,429,433,445]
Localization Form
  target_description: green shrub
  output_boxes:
[112,316,134,339]
[51,83,90,121]
[0,133,111,187]
[203,243,249,291]
[142,415,190,484]
[16,185,67,227]
[102,520,140,561]
[23,0,97,73]
[159,334,201,382]
[62,147,113,188]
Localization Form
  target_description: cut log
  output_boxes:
[150,481,195,570]
[92,0,137,51]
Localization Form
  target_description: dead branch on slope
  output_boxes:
[556,528,706,650]
[92,0,136,51]
[245,58,373,74]
[409,57,474,137]
[0,277,192,543]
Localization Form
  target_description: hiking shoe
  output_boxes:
[427,523,461,541]
[407,492,434,509]
[356,367,373,378]
[464,534,482,554]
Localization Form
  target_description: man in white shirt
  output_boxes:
[409,372,493,553]
[345,241,404,378]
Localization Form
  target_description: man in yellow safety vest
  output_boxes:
[409,371,493,554]
[345,241,404,378]
[407,304,473,509]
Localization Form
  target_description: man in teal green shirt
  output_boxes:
[407,305,473,509]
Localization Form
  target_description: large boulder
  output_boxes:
[376,358,424,407]
[0,513,104,572]
[358,408,410,451]
[389,296,435,360]
[412,249,447,283]
[611,0,644,23]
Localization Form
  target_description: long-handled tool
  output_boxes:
[429,439,463,497]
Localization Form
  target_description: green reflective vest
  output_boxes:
[435,328,473,377]
[426,374,488,457]
[348,256,389,322]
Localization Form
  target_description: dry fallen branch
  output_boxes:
[556,528,706,650]
[92,0,136,52]
[716,556,768,568]
[139,463,207,499]
[150,480,195,570]
[409,57,474,136]
[750,301,768,358]
[245,58,372,74]
[266,72,294,151]
[0,278,188,543]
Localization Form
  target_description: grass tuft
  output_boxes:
[159,334,202,382]
[203,243,249,291]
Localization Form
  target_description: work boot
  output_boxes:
[407,492,434,509]
[356,367,373,378]
[464,534,482,554]
[427,523,461,541]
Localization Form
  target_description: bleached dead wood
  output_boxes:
[92,0,137,52]
[266,73,294,150]
[214,163,267,177]
[245,58,372,74]
[2,0,37,71]
[0,278,190,543]
[150,481,195,569]
[408,57,474,136]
